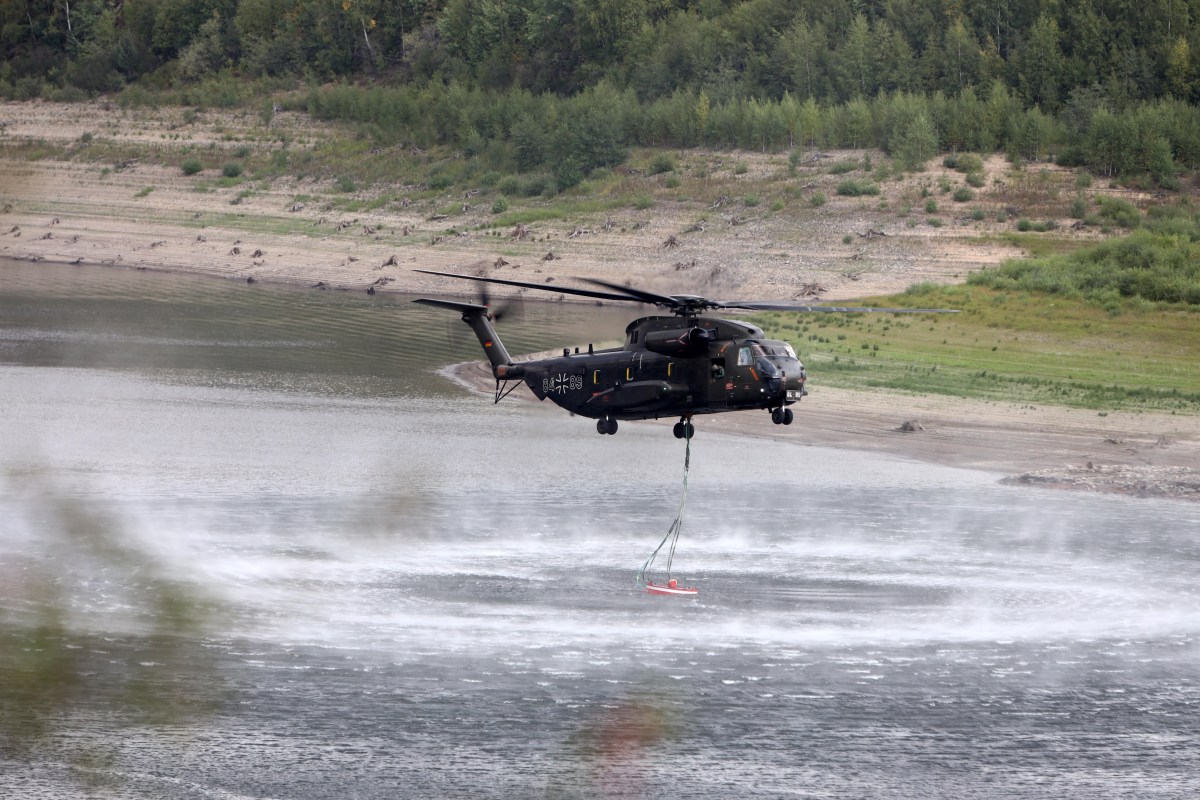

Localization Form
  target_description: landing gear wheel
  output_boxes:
[673,422,685,439]
[597,418,618,435]
[771,408,784,424]
[783,408,794,425]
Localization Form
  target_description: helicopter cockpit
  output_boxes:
[736,340,803,371]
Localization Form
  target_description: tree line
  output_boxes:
[6,0,1200,186]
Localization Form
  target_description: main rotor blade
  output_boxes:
[575,277,685,308]
[414,269,637,304]
[716,300,960,314]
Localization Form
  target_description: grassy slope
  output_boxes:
[755,285,1200,413]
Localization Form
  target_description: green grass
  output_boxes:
[753,285,1200,413]
[977,232,1084,258]
[490,197,625,227]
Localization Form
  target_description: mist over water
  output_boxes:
[3,260,1200,798]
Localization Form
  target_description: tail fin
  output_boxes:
[413,298,521,378]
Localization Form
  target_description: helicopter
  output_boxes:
[414,269,957,438]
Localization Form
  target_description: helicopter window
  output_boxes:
[737,346,753,366]
[710,359,725,379]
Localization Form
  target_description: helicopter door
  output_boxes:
[705,343,733,408]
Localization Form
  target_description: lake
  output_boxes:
[2,259,1199,798]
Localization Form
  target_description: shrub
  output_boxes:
[743,195,760,207]
[809,192,827,207]
[829,160,859,175]
[944,153,983,173]
[521,173,555,196]
[650,154,676,174]
[497,176,521,196]
[965,171,986,188]
[1097,197,1141,229]
[1017,218,1032,231]
[221,162,242,178]
[836,180,880,197]
[491,197,509,214]
[924,199,938,214]
[181,159,203,176]
[952,187,974,202]
[971,208,986,221]
[633,195,654,210]
[1070,197,1088,219]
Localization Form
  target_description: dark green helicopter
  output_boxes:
[414,269,957,438]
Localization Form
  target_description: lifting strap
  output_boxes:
[636,433,691,587]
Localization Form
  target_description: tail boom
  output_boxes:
[413,298,524,379]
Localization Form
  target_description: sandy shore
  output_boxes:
[3,100,1198,499]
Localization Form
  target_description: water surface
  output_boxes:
[2,259,1199,798]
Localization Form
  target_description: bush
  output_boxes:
[222,162,242,178]
[491,197,509,214]
[952,187,974,202]
[944,153,983,173]
[1017,218,1032,231]
[521,173,555,196]
[965,171,986,188]
[181,159,203,176]
[1097,197,1141,229]
[925,199,938,214]
[1070,197,1088,218]
[650,154,676,174]
[836,180,880,197]
[829,160,859,175]
[810,192,827,207]
[336,175,357,193]
[968,222,1200,306]
[497,176,520,196]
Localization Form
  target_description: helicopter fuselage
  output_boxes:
[507,315,806,421]
[414,267,955,436]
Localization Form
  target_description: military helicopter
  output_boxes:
[414,269,957,437]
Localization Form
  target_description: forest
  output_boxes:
[6,0,1200,187]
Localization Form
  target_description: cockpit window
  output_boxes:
[737,346,753,366]
[757,342,798,359]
